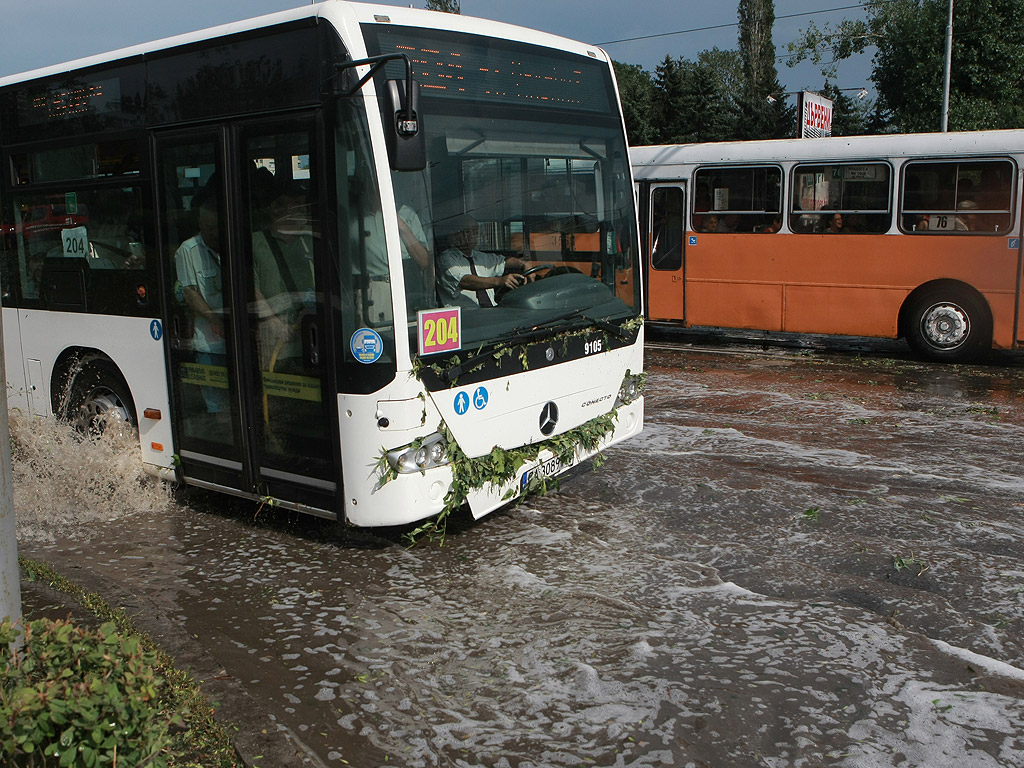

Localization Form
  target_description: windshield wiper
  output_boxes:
[439,309,629,383]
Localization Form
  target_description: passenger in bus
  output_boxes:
[398,204,433,310]
[826,211,845,233]
[955,199,978,231]
[702,213,727,233]
[438,214,529,308]
[252,181,314,373]
[174,194,228,415]
[761,215,782,233]
[909,214,930,231]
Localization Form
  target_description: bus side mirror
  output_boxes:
[385,79,425,172]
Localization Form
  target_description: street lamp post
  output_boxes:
[0,303,21,628]
[941,0,954,132]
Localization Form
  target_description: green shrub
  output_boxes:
[0,617,177,767]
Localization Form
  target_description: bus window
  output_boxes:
[902,159,1015,233]
[692,166,781,234]
[11,139,142,184]
[650,186,683,271]
[790,162,891,234]
[7,187,148,307]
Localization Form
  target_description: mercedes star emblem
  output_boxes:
[539,401,559,436]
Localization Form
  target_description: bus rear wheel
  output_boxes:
[906,287,991,363]
[62,360,137,438]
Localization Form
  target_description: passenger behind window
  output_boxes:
[955,199,978,231]
[174,192,228,416]
[252,180,314,373]
[825,211,845,233]
[702,213,728,233]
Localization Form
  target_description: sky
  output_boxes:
[0,0,875,105]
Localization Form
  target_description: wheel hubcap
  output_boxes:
[75,390,132,437]
[921,302,970,349]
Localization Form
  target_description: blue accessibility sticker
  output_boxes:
[350,328,383,364]
[150,319,163,341]
[689,235,698,246]
[454,391,470,416]
[1009,238,1020,249]
[473,386,489,410]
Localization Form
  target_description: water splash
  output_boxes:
[10,409,172,541]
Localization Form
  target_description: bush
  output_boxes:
[0,617,177,767]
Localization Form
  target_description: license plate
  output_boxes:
[520,454,573,494]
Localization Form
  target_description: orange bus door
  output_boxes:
[646,183,686,322]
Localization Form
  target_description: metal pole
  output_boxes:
[0,302,21,628]
[940,0,954,131]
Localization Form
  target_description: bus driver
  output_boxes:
[438,214,529,308]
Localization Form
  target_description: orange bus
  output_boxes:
[632,130,1024,362]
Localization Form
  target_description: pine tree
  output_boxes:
[736,0,794,138]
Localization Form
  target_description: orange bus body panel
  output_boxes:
[648,232,1021,348]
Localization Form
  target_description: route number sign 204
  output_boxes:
[418,307,462,356]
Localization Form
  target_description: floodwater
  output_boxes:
[15,337,1024,767]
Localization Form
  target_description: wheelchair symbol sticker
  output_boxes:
[454,391,470,416]
[689,235,698,246]
[473,386,489,411]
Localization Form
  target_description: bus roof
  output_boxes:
[630,129,1024,179]
[0,0,609,88]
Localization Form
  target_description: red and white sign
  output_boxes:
[801,91,833,139]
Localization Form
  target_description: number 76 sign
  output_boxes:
[418,307,462,356]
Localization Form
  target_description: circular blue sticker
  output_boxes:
[473,386,489,410]
[350,327,384,364]
[454,391,470,416]
[150,319,163,341]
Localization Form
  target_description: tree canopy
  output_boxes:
[612,0,1024,144]
[788,0,1024,133]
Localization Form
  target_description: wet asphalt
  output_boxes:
[18,331,1024,767]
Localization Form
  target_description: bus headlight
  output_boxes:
[616,371,645,407]
[387,432,449,474]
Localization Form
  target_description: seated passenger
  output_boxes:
[702,213,725,233]
[955,199,978,231]
[438,214,528,308]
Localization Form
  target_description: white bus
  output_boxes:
[0,2,644,527]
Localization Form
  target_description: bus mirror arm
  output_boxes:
[329,54,426,171]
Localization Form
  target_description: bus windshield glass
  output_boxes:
[361,23,640,353]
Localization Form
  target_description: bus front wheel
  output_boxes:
[905,287,991,363]
[62,359,137,437]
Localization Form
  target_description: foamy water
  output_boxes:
[10,409,173,541]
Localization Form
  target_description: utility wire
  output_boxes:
[598,2,878,46]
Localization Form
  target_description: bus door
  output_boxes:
[646,183,686,321]
[156,119,338,513]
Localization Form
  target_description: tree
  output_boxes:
[736,0,795,138]
[788,0,1024,133]
[652,55,688,143]
[819,82,871,136]
[675,49,744,143]
[613,62,657,145]
[425,0,460,12]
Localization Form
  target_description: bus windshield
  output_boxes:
[362,23,640,353]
